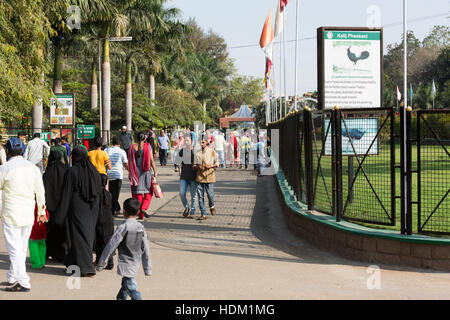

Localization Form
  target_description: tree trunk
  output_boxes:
[53,40,63,94]
[101,38,111,143]
[32,99,43,134]
[102,38,111,144]
[32,72,44,134]
[125,57,132,130]
[149,74,155,101]
[90,61,98,110]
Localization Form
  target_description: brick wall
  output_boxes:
[275,176,450,272]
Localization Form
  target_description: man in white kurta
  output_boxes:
[0,137,46,292]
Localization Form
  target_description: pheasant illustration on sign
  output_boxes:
[347,46,370,67]
[342,127,366,152]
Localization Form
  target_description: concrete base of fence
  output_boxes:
[273,166,450,272]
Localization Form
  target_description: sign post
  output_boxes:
[77,125,95,139]
[50,94,76,126]
[40,132,51,142]
[317,27,383,111]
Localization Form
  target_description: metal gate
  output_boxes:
[416,110,450,235]
[337,108,396,226]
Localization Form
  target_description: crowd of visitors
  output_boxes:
[0,124,268,297]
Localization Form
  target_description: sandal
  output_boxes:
[197,215,208,220]
[4,283,30,292]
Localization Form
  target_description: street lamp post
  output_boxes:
[98,36,132,144]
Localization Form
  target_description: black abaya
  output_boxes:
[94,189,114,267]
[54,147,102,276]
[44,150,68,262]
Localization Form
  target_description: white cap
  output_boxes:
[122,126,127,129]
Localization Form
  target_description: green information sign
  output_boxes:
[77,125,95,139]
[40,132,51,142]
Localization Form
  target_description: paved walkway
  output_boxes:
[0,162,449,299]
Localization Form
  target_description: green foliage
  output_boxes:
[1,0,264,130]
[0,0,52,124]
[220,76,264,113]
[383,26,449,109]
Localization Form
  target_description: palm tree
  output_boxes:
[119,0,186,129]
[137,0,185,101]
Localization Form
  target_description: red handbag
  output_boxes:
[152,178,163,198]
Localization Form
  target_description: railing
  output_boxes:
[415,110,450,235]
[268,107,450,236]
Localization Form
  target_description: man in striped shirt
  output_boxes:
[106,136,129,216]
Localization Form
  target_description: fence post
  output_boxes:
[390,108,396,227]
[332,107,343,222]
[303,107,314,210]
[406,107,413,235]
[400,105,413,235]
[294,112,301,201]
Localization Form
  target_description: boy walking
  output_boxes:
[96,198,152,300]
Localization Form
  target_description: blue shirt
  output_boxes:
[63,143,71,165]
[106,146,128,180]
[157,135,170,150]
[190,132,197,146]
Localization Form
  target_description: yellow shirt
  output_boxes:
[88,150,111,175]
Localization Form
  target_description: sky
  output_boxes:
[169,0,449,97]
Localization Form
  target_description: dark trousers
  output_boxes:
[109,179,123,213]
[159,149,168,165]
[244,151,249,169]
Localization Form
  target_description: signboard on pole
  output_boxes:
[317,27,383,110]
[40,132,51,142]
[50,94,75,126]
[324,118,379,156]
[77,125,95,139]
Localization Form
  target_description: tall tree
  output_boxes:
[0,0,51,124]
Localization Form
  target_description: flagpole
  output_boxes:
[279,37,282,119]
[293,0,300,111]
[283,10,287,117]
[402,0,409,235]
[396,95,398,114]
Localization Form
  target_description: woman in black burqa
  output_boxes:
[54,146,102,276]
[44,150,68,262]
[94,174,115,270]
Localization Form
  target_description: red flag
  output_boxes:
[264,58,273,89]
[259,10,274,48]
[280,0,290,12]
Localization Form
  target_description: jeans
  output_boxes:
[179,179,198,214]
[159,149,168,165]
[116,277,142,300]
[244,151,249,169]
[108,179,122,213]
[173,150,179,169]
[216,150,225,167]
[197,183,215,216]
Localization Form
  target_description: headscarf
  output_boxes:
[72,146,101,203]
[43,150,68,212]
